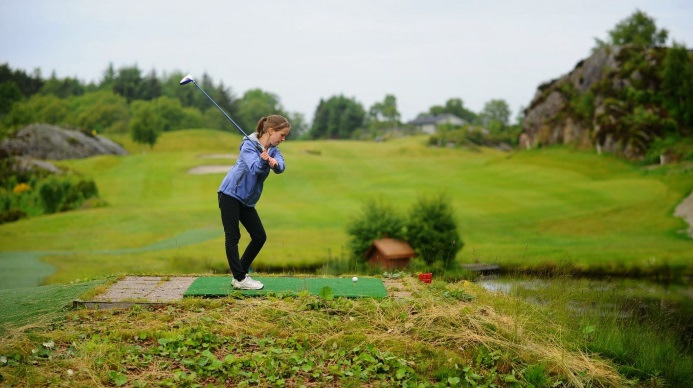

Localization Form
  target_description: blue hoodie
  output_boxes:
[218,133,285,207]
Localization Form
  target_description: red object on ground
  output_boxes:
[418,273,432,283]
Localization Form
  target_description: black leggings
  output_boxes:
[218,192,266,281]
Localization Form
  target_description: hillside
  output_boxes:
[521,45,692,161]
[0,129,691,287]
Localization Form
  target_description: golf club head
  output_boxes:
[179,74,194,85]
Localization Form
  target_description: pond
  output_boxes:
[476,274,693,349]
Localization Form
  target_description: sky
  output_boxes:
[1,0,691,124]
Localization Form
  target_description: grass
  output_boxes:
[0,129,691,285]
[0,277,632,387]
[0,279,105,331]
[484,276,693,386]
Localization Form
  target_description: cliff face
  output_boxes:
[520,46,668,158]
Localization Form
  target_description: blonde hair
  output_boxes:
[255,114,291,137]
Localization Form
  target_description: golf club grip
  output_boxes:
[192,81,263,152]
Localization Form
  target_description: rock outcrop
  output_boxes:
[520,45,669,158]
[0,124,128,160]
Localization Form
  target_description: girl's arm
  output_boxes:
[270,148,285,174]
[239,141,269,175]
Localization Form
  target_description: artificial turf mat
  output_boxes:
[184,276,388,298]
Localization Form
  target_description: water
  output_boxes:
[477,274,693,347]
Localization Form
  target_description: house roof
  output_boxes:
[409,113,464,126]
[365,238,415,260]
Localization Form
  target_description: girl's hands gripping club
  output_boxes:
[261,149,278,169]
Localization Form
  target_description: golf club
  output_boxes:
[179,74,263,152]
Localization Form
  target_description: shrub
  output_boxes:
[0,208,27,223]
[346,199,406,262]
[38,176,71,213]
[37,176,99,214]
[405,193,462,268]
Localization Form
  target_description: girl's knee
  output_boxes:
[225,231,241,245]
[253,231,267,245]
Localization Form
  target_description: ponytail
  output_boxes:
[255,117,269,136]
[255,114,291,137]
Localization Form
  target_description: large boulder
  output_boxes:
[0,124,128,160]
[520,45,670,159]
[522,47,620,150]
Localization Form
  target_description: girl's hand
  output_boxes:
[268,157,278,168]
[260,149,270,161]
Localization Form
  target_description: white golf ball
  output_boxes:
[352,276,358,282]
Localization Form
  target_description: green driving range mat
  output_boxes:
[184,276,387,298]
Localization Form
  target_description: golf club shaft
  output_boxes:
[191,80,263,152]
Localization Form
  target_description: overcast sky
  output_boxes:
[1,0,691,123]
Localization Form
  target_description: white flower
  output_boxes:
[0,356,7,364]
[67,369,74,376]
[43,341,55,349]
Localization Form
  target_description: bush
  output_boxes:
[38,176,71,213]
[38,176,99,214]
[0,208,27,223]
[346,199,406,262]
[405,193,462,268]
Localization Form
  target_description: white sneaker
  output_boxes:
[245,275,264,289]
[232,275,263,290]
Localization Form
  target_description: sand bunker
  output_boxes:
[188,165,231,174]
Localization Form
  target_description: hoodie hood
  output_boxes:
[246,133,265,151]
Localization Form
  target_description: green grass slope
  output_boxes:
[0,129,690,284]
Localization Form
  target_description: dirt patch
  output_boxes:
[382,277,416,298]
[188,165,231,174]
[674,190,693,238]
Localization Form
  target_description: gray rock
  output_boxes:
[0,124,128,160]
[521,47,625,152]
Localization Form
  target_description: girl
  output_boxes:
[217,114,290,289]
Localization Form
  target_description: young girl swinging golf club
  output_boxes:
[218,114,291,289]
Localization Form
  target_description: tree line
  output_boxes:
[0,62,517,147]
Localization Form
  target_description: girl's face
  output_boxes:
[268,127,290,146]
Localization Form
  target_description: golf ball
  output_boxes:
[352,276,358,282]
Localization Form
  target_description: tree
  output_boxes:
[0,63,44,97]
[310,95,365,139]
[236,88,286,134]
[443,98,478,124]
[0,81,22,115]
[286,112,309,139]
[41,71,85,98]
[368,94,400,130]
[405,193,462,269]
[426,98,478,124]
[129,100,162,148]
[594,10,668,49]
[66,90,129,132]
[2,94,69,130]
[113,65,143,102]
[480,99,511,132]
[139,69,162,100]
[99,63,116,90]
[660,42,693,129]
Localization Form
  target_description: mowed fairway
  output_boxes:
[0,129,691,285]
